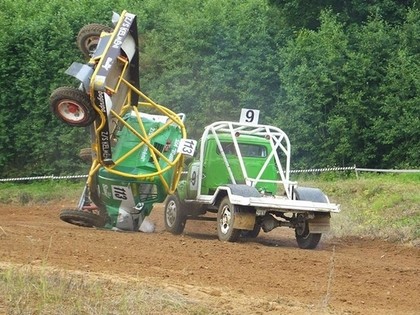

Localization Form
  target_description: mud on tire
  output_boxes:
[79,147,93,162]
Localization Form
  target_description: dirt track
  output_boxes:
[0,203,419,314]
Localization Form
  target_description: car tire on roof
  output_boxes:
[79,147,93,162]
[50,86,97,127]
[77,23,113,58]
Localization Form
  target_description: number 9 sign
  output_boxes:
[239,108,260,125]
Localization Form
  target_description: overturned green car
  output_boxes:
[50,11,192,231]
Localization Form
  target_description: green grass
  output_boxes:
[296,172,420,245]
[0,180,85,205]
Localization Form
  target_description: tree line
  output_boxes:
[0,0,418,177]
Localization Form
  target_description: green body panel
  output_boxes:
[111,114,182,175]
[177,160,200,200]
[183,134,280,199]
[96,114,182,225]
[97,169,161,226]
[176,180,188,200]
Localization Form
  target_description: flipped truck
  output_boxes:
[50,11,192,231]
[164,109,340,249]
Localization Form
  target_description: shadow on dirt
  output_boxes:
[180,230,302,249]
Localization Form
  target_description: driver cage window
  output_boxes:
[217,142,267,158]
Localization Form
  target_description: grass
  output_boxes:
[0,180,84,205]
[0,264,214,315]
[295,172,420,246]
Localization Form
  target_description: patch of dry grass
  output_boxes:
[0,263,215,315]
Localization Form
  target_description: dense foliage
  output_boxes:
[0,0,418,177]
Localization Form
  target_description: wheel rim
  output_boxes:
[166,200,177,227]
[57,100,86,123]
[295,214,309,238]
[219,204,233,235]
[84,36,100,56]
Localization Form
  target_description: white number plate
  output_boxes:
[177,139,197,156]
[240,108,260,125]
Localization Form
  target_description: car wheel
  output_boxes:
[164,195,186,235]
[293,187,329,249]
[294,213,321,249]
[50,86,96,127]
[59,209,105,228]
[217,196,241,242]
[77,23,113,58]
[79,147,93,162]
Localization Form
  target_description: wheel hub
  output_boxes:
[219,205,232,234]
[295,214,308,237]
[166,200,177,227]
[67,103,79,113]
[85,37,99,55]
[58,100,85,122]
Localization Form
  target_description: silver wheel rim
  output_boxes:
[219,204,232,235]
[166,200,177,227]
[57,100,86,122]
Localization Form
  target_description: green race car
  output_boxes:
[50,11,191,231]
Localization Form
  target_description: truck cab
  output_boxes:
[164,114,340,249]
[186,134,280,198]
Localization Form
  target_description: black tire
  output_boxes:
[87,176,108,220]
[60,209,105,228]
[79,147,93,162]
[217,197,241,242]
[293,187,329,250]
[294,187,328,203]
[77,23,113,58]
[50,87,97,127]
[240,223,261,238]
[164,195,187,235]
[294,213,322,249]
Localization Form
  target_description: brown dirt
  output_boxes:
[0,203,419,314]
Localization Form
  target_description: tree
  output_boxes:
[140,0,282,137]
[0,0,115,176]
[276,7,419,168]
[276,11,349,168]
[372,9,420,167]
[268,0,417,29]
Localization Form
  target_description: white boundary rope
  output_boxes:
[290,166,356,173]
[354,168,420,173]
[0,175,88,182]
[1,166,419,182]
